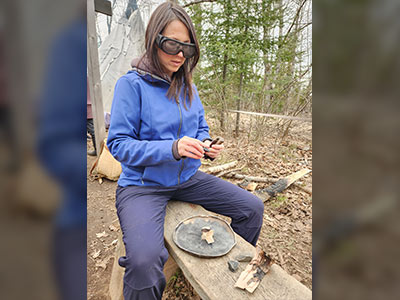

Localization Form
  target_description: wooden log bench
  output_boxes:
[109,201,312,300]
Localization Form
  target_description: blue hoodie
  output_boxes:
[107,67,210,187]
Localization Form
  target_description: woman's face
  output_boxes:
[157,20,190,78]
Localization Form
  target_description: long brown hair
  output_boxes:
[143,2,200,108]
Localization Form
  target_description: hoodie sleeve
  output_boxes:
[107,76,175,167]
[194,86,211,142]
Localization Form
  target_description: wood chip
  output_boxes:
[201,227,214,244]
[246,182,258,192]
[234,247,273,293]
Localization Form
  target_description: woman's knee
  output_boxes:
[248,194,265,223]
[120,246,168,275]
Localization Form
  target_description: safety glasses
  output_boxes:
[156,34,197,59]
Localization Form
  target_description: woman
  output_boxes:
[107,2,264,299]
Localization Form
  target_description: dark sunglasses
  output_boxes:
[156,34,197,59]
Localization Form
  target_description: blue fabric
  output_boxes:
[37,17,87,300]
[37,18,86,228]
[52,226,86,300]
[116,171,264,299]
[107,70,210,187]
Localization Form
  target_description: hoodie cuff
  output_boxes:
[172,139,181,161]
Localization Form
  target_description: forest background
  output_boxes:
[96,0,312,138]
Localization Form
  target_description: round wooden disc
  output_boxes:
[173,215,237,257]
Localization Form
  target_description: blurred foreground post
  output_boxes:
[87,0,112,153]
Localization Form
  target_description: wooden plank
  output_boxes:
[109,232,124,300]
[87,0,106,154]
[164,201,312,300]
[285,168,311,185]
[95,0,112,16]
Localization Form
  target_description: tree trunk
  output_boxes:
[235,72,243,137]
[220,0,231,132]
[220,53,227,132]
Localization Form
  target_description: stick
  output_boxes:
[293,183,312,195]
[276,248,287,271]
[204,161,238,174]
[215,165,246,178]
[225,173,274,183]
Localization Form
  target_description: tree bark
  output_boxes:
[235,72,243,137]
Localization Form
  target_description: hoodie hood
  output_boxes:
[131,56,171,84]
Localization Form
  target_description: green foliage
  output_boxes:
[272,194,288,208]
[187,0,312,134]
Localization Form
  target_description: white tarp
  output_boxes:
[98,0,165,113]
[98,9,145,113]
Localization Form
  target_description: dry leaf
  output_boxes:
[96,261,107,269]
[95,255,112,270]
[96,231,108,238]
[109,224,118,232]
[91,249,101,259]
[106,239,118,247]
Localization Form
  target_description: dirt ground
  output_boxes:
[87,114,312,299]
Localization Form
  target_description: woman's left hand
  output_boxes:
[204,140,224,159]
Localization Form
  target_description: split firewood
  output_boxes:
[234,247,273,293]
[201,226,214,244]
[255,168,311,202]
[204,161,238,174]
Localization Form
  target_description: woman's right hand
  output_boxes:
[177,136,207,159]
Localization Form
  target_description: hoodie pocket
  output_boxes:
[142,161,179,186]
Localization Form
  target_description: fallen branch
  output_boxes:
[205,161,238,174]
[215,165,246,178]
[225,173,274,183]
[293,183,312,195]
